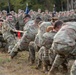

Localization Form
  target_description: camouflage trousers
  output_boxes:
[37,46,47,68]
[70,60,76,75]
[6,35,17,54]
[19,25,24,31]
[37,46,52,71]
[29,41,51,64]
[10,31,34,56]
[29,41,39,64]
[48,42,76,74]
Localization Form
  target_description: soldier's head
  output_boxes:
[29,10,34,15]
[6,13,14,22]
[35,17,42,25]
[2,10,7,16]
[10,11,15,16]
[38,8,41,13]
[45,10,48,14]
[18,9,22,14]
[23,14,31,23]
[53,20,63,32]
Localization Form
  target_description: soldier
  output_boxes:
[43,10,51,21]
[48,22,76,75]
[29,10,36,20]
[1,13,18,57]
[37,20,63,72]
[36,8,43,20]
[18,10,25,30]
[0,19,6,48]
[2,10,7,20]
[70,60,76,75]
[29,22,51,64]
[0,19,3,31]
[9,15,42,59]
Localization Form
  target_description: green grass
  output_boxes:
[0,57,11,64]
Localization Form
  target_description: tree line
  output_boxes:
[0,0,68,12]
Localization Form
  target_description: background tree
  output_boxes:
[0,0,68,12]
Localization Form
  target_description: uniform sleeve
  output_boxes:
[66,28,76,46]
[67,28,76,40]
[2,22,7,34]
[2,22,13,34]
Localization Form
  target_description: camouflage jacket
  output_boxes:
[54,22,76,46]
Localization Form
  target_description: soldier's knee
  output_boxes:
[37,46,45,59]
[41,46,46,50]
[70,61,76,75]
[38,46,46,53]
[29,42,37,51]
[29,42,35,47]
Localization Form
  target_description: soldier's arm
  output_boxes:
[2,21,24,34]
[12,29,24,33]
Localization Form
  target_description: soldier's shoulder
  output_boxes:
[40,21,51,27]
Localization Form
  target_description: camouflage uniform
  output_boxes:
[37,31,56,71]
[10,20,39,56]
[2,21,17,54]
[0,20,7,51]
[48,22,76,75]
[43,14,51,21]
[2,10,7,20]
[19,20,38,50]
[70,60,76,75]
[29,10,36,20]
[36,13,43,20]
[18,13,25,30]
[29,22,51,64]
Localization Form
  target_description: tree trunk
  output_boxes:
[71,0,74,9]
[67,0,69,10]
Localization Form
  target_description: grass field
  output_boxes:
[0,51,46,75]
[0,50,74,75]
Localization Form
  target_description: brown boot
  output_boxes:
[10,52,18,59]
[62,63,68,73]
[42,62,48,72]
[29,59,35,65]
[48,67,58,75]
[35,59,42,69]
[48,71,55,75]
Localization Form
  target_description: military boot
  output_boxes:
[10,52,18,59]
[35,59,42,69]
[48,67,58,75]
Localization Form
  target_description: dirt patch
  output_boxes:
[0,51,46,75]
[0,51,74,75]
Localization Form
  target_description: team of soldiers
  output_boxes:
[0,9,76,75]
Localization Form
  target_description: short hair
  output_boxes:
[24,14,31,19]
[35,17,42,24]
[7,13,12,16]
[54,20,63,29]
[0,19,3,22]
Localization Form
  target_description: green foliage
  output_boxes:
[0,57,11,64]
[0,0,67,12]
